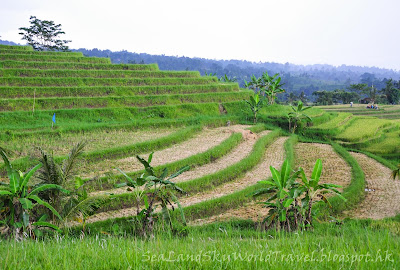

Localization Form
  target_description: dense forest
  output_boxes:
[2,39,400,102]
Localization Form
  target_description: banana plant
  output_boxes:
[288,100,312,133]
[244,93,265,123]
[261,71,285,104]
[296,159,346,227]
[250,160,297,230]
[219,74,237,83]
[117,152,189,236]
[0,147,69,238]
[244,75,263,93]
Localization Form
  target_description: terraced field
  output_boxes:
[1,44,400,240]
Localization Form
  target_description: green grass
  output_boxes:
[0,68,201,78]
[312,113,353,130]
[0,60,159,71]
[0,76,218,87]
[0,102,226,131]
[0,92,251,112]
[0,54,111,63]
[1,220,399,269]
[0,49,83,57]
[336,117,394,142]
[0,44,33,50]
[0,84,239,98]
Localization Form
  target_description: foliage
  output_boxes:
[117,153,189,237]
[261,71,285,104]
[250,159,345,231]
[36,142,109,227]
[18,16,71,51]
[392,163,400,180]
[0,147,68,239]
[287,101,312,133]
[244,92,265,123]
[381,79,400,105]
[219,74,237,83]
[244,71,285,104]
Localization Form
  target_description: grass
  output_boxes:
[0,68,200,78]
[0,84,239,98]
[1,220,398,269]
[0,76,218,87]
[336,117,394,142]
[0,54,111,63]
[312,112,353,130]
[0,92,251,112]
[0,60,159,71]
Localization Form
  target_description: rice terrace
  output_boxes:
[1,13,400,267]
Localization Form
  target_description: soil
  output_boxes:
[348,152,400,219]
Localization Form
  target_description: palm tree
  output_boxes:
[36,142,109,226]
[288,101,312,133]
[36,141,86,213]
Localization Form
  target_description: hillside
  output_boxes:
[1,44,400,269]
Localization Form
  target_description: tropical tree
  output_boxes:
[381,79,400,104]
[244,75,263,93]
[244,92,265,123]
[250,160,297,231]
[296,159,346,227]
[0,147,68,239]
[250,159,345,231]
[36,141,86,214]
[117,153,189,237]
[261,71,285,104]
[219,74,237,83]
[18,16,71,51]
[287,101,312,133]
[36,142,109,226]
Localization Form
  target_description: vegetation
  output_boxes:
[117,153,189,237]
[251,159,345,231]
[288,101,312,133]
[0,147,68,239]
[18,16,71,51]
[244,92,265,123]
[1,44,400,269]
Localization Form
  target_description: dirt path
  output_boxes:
[87,136,287,223]
[81,125,250,179]
[348,152,400,219]
[294,143,352,189]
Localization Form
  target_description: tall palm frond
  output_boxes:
[62,195,110,222]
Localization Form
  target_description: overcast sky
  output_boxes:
[1,0,399,70]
